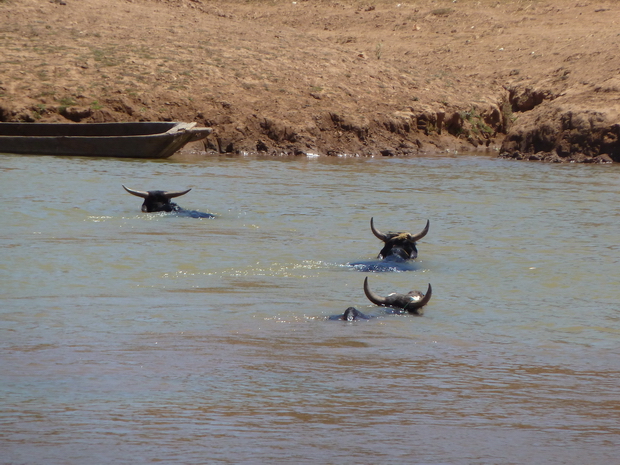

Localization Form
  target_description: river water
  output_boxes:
[1,151,619,464]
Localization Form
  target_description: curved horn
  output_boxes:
[409,220,430,242]
[163,188,191,199]
[370,217,389,241]
[363,277,387,306]
[404,283,433,311]
[122,185,149,199]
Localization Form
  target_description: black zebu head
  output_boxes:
[370,217,429,261]
[363,277,432,315]
[329,307,371,321]
[123,185,190,213]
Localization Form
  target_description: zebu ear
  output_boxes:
[163,188,191,199]
[122,185,149,199]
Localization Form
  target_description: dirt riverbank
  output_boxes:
[1,0,619,161]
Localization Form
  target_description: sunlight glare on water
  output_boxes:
[1,152,619,464]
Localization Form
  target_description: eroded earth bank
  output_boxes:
[1,0,619,161]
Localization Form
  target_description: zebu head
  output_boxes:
[363,277,432,315]
[330,307,371,321]
[122,185,191,213]
[370,217,429,261]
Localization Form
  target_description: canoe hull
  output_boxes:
[0,122,212,159]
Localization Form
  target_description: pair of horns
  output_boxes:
[370,217,430,242]
[363,277,432,311]
[122,185,191,199]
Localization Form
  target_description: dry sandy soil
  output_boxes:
[1,0,619,161]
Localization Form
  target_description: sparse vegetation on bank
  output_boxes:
[1,0,619,161]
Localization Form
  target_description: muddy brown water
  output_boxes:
[1,152,619,464]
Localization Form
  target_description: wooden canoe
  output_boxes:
[0,122,212,159]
